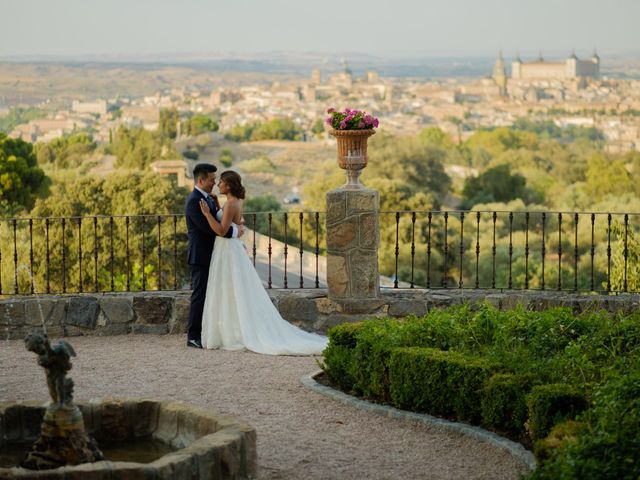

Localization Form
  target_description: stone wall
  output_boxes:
[2,289,640,340]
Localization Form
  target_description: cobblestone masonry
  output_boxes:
[2,289,640,340]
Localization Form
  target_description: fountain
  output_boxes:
[0,332,257,479]
[21,333,104,469]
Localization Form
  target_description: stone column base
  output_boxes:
[326,188,380,302]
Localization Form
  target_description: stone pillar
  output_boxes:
[326,188,380,308]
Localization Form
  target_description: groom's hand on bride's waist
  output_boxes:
[237,224,246,238]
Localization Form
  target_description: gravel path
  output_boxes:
[0,335,530,479]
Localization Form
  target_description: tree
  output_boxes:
[182,148,199,160]
[19,172,190,293]
[158,107,178,140]
[461,163,527,209]
[0,107,46,134]
[417,127,454,148]
[36,143,55,165]
[112,125,175,169]
[183,115,219,136]
[250,118,302,141]
[45,133,97,169]
[364,132,451,204]
[311,119,325,138]
[0,133,47,212]
[584,155,633,202]
[219,148,234,167]
[446,116,463,144]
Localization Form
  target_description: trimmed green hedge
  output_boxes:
[481,373,541,437]
[389,347,499,422]
[525,384,588,441]
[531,371,640,479]
[322,322,363,390]
[321,304,640,478]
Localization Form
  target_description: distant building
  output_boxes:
[150,159,188,187]
[511,51,600,80]
[72,99,107,115]
[311,68,321,85]
[330,59,353,89]
[491,52,508,96]
[366,71,379,84]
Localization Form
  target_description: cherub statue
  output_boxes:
[25,333,76,407]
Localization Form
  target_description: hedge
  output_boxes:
[389,347,499,422]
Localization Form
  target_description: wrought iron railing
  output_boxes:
[0,212,326,295]
[380,210,640,293]
[1,209,638,296]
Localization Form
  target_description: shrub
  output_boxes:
[389,347,498,422]
[351,320,398,400]
[533,420,585,464]
[321,322,363,390]
[526,384,588,441]
[183,148,199,160]
[481,373,541,437]
[530,369,640,479]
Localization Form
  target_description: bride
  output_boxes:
[198,170,328,355]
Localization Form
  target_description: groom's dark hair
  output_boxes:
[193,163,217,181]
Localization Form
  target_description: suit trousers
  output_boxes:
[187,264,210,341]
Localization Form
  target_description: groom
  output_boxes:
[185,163,241,348]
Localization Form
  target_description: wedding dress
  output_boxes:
[201,211,328,355]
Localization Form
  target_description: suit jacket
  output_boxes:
[185,189,233,267]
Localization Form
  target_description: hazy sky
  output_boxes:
[2,0,638,58]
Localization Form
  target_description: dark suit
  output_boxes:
[185,188,233,341]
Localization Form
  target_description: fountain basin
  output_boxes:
[0,399,257,479]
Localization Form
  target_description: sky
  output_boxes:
[1,0,639,59]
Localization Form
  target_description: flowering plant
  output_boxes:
[325,107,379,130]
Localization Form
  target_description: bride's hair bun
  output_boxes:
[221,171,245,199]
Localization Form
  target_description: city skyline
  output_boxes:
[1,0,639,59]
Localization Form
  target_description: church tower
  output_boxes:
[492,51,507,96]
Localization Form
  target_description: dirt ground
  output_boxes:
[0,335,530,480]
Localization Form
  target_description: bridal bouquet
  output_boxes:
[325,107,379,131]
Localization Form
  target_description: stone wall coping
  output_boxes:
[2,289,639,340]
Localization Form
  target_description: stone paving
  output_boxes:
[0,335,531,480]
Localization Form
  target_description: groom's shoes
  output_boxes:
[187,339,203,349]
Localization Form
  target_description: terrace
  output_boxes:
[1,201,639,338]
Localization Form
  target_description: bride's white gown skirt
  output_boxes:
[202,237,328,355]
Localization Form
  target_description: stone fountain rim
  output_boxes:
[0,397,253,476]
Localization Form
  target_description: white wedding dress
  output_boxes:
[201,212,328,355]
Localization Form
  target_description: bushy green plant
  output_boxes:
[482,373,541,437]
[389,347,498,422]
[533,420,585,464]
[530,369,640,480]
[321,322,363,390]
[526,384,588,441]
[318,303,640,477]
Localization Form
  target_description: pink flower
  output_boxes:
[324,106,379,130]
